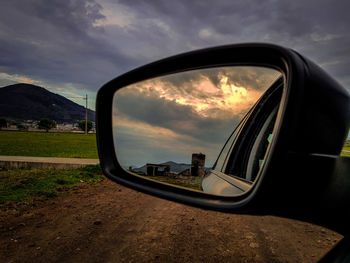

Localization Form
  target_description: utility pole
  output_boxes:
[85,94,88,135]
[66,94,89,134]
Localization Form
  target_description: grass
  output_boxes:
[0,165,103,203]
[134,172,202,191]
[341,140,350,157]
[0,131,98,158]
[0,131,102,204]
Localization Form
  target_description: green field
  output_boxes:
[342,140,350,156]
[0,131,98,158]
[0,165,103,203]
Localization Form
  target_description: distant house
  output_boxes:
[146,164,170,176]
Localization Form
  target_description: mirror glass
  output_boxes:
[112,66,282,196]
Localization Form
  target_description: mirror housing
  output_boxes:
[96,43,350,233]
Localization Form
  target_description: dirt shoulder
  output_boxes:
[0,179,342,263]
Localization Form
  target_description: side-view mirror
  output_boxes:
[96,44,350,236]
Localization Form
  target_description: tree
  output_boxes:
[78,120,93,133]
[38,118,56,132]
[16,123,28,131]
[0,118,7,130]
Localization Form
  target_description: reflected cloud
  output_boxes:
[113,66,281,168]
[114,116,220,167]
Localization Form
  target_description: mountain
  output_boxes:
[0,83,95,123]
[133,161,191,174]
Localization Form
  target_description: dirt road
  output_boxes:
[0,179,342,263]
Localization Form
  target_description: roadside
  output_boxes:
[0,156,99,170]
[0,179,342,263]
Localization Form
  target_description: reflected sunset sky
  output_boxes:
[113,66,281,168]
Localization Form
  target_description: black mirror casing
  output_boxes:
[96,43,350,234]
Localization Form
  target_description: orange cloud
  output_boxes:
[117,67,276,120]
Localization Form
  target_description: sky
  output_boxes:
[0,0,349,107]
[113,66,281,167]
[0,0,349,164]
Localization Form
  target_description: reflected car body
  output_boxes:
[203,77,284,195]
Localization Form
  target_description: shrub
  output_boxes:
[77,120,93,133]
[38,118,56,132]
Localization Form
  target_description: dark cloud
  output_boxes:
[2,0,348,165]
[113,90,241,167]
[113,0,350,89]
[114,89,239,145]
[111,66,282,167]
[138,67,280,104]
[111,66,281,165]
[0,0,349,95]
[0,0,137,91]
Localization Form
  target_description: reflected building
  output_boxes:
[191,153,206,177]
[146,164,170,176]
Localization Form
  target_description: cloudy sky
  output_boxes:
[113,66,281,167]
[0,0,349,107]
[0,0,349,166]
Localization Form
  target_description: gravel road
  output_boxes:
[0,179,342,263]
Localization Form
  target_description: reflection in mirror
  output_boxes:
[113,66,282,196]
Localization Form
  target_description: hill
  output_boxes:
[0,83,95,123]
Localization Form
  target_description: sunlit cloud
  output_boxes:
[198,28,226,42]
[118,67,280,119]
[54,86,96,110]
[112,66,281,167]
[0,73,43,86]
[94,2,134,27]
